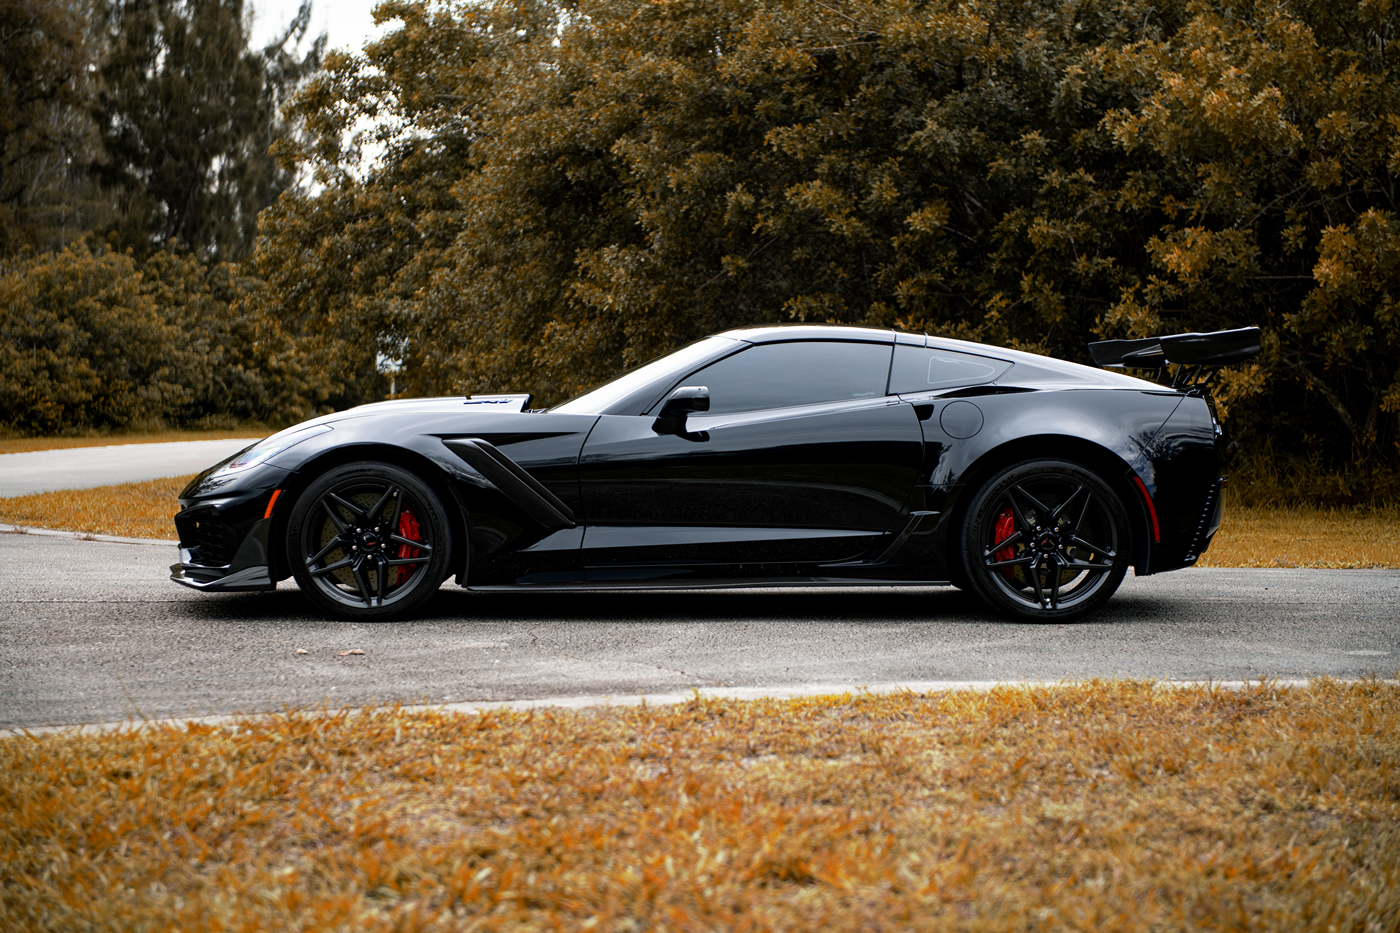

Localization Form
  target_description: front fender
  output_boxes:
[265,411,600,586]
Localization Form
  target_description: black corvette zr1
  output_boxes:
[172,324,1260,622]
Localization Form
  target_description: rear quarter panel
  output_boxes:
[903,388,1195,576]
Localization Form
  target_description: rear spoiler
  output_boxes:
[1088,327,1261,369]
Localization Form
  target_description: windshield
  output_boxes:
[551,336,740,415]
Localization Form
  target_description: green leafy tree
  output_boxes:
[1097,0,1400,469]
[0,240,331,432]
[0,241,191,431]
[93,0,323,260]
[0,0,107,257]
[263,0,1189,396]
[257,0,1399,491]
[256,0,565,401]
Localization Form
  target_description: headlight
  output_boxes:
[216,424,332,475]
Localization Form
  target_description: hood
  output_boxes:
[301,394,535,428]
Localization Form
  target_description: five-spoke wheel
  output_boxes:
[959,459,1131,622]
[286,462,452,620]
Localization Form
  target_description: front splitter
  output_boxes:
[170,563,276,592]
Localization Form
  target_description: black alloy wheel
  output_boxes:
[959,459,1131,622]
[286,462,452,620]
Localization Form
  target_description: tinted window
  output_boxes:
[888,344,1011,394]
[552,336,740,414]
[683,341,893,415]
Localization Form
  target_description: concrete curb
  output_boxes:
[8,677,1395,738]
[0,523,176,547]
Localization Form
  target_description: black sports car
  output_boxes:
[172,324,1260,622]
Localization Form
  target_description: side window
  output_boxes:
[888,344,1011,394]
[682,341,893,415]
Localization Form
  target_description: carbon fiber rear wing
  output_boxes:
[1088,326,1261,390]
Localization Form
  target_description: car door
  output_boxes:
[576,338,924,571]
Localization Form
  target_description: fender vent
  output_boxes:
[443,438,577,531]
[1183,479,1225,564]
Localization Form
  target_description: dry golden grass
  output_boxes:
[2,681,1397,932]
[0,429,264,455]
[1199,501,1400,569]
[0,475,193,540]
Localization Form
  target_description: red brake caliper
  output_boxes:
[993,507,1016,580]
[394,508,421,586]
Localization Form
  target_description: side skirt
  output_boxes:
[467,577,951,593]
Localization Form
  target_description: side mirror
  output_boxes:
[659,385,709,418]
[653,385,709,435]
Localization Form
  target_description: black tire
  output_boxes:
[286,462,453,620]
[959,459,1131,622]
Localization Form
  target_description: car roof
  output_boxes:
[720,324,896,344]
[717,323,1161,390]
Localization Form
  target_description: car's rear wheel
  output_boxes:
[286,462,452,620]
[959,459,1130,622]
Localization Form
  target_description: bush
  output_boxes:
[0,241,335,434]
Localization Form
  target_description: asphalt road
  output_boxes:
[0,439,259,497]
[2,532,1397,730]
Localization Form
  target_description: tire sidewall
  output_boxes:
[959,459,1130,623]
[286,462,452,620]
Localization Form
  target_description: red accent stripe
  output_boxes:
[263,489,283,519]
[1132,476,1161,543]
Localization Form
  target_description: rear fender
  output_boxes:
[938,435,1155,574]
[924,390,1184,573]
[1143,395,1219,572]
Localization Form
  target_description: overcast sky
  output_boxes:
[249,0,389,58]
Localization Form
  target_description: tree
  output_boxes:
[92,0,324,261]
[0,0,105,258]
[0,239,335,432]
[1097,0,1400,467]
[262,0,1187,397]
[257,0,1400,492]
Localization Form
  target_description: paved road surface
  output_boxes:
[0,439,259,497]
[2,533,1396,730]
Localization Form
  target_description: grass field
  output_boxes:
[2,476,1397,568]
[0,474,196,540]
[2,681,1397,932]
[1198,501,1400,569]
[0,428,265,456]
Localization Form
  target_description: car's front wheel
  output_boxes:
[286,462,452,620]
[959,459,1131,622]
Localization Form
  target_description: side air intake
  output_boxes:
[443,438,577,530]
